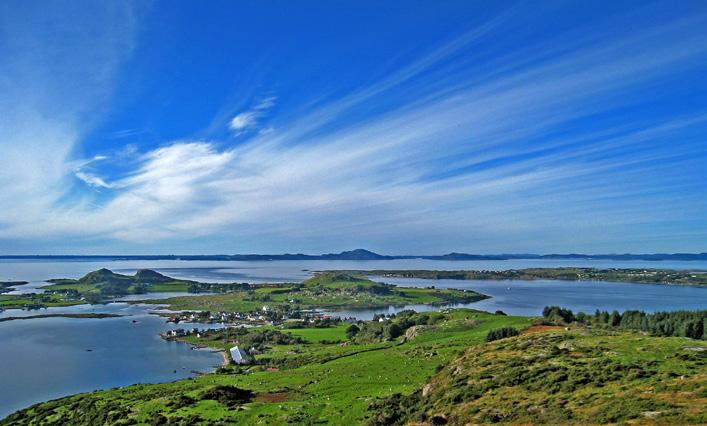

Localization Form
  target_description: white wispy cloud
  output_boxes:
[1,6,706,253]
[229,111,259,131]
[0,1,139,241]
[75,171,113,188]
[229,96,277,134]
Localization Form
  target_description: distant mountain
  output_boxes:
[2,251,707,261]
[427,252,510,261]
[320,249,392,260]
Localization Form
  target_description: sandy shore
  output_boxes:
[217,349,230,367]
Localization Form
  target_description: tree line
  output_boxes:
[542,306,705,339]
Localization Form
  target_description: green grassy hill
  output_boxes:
[371,329,707,425]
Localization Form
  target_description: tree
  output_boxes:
[346,324,360,339]
[387,323,403,339]
[609,310,622,327]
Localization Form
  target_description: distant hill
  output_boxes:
[77,268,133,285]
[2,250,707,261]
[320,249,392,260]
[44,269,197,299]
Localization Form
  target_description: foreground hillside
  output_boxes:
[3,309,705,425]
[374,329,706,425]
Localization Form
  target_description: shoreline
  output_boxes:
[163,335,232,368]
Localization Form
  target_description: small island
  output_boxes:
[42,268,202,300]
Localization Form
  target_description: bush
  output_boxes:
[485,327,520,342]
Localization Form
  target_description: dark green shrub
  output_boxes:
[200,386,254,407]
[485,327,520,342]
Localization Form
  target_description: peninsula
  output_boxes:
[338,267,707,287]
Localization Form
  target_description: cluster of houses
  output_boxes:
[165,305,286,325]
[164,327,204,338]
[164,305,359,327]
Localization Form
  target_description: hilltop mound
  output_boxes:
[370,330,707,425]
[77,268,132,285]
[302,272,395,296]
[304,272,365,286]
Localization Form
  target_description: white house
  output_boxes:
[230,346,251,364]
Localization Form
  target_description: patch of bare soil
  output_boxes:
[256,392,289,403]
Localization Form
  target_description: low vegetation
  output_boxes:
[370,329,706,425]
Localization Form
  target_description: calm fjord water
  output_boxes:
[1,258,706,418]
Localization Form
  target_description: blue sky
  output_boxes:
[0,1,706,254]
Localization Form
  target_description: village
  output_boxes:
[161,303,363,327]
[159,304,367,365]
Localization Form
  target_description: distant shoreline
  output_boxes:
[0,313,121,322]
[1,248,706,262]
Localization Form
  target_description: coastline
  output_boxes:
[163,335,232,368]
